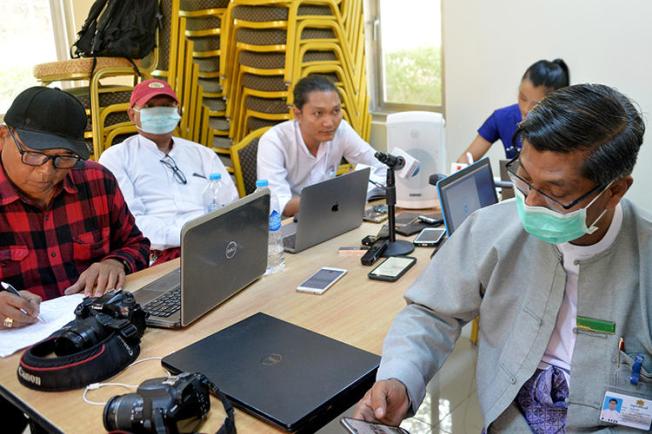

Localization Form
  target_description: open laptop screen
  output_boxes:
[437,158,498,236]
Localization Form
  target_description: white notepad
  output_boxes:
[0,293,84,357]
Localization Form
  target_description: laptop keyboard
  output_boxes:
[143,287,181,318]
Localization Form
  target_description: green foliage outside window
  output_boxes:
[383,47,442,107]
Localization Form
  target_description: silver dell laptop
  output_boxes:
[282,168,370,253]
[134,189,270,328]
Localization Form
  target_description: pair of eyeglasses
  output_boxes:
[159,155,187,184]
[505,155,604,213]
[9,130,80,169]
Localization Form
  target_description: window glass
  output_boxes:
[0,1,57,114]
[378,0,442,107]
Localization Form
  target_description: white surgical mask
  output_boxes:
[135,106,181,134]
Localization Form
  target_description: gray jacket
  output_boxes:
[377,199,652,432]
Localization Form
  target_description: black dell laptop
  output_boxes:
[162,313,380,432]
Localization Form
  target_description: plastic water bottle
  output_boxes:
[255,179,285,274]
[203,173,225,213]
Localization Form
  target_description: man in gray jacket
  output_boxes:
[354,84,649,433]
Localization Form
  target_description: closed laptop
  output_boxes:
[162,312,380,432]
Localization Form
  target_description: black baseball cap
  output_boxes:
[4,87,90,160]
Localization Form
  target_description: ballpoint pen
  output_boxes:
[1,281,44,322]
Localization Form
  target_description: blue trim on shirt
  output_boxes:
[477,104,523,159]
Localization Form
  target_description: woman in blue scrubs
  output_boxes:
[458,59,570,162]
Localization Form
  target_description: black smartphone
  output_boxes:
[340,417,410,434]
[368,256,417,282]
[413,227,446,247]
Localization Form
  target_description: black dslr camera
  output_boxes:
[54,290,147,356]
[103,372,211,434]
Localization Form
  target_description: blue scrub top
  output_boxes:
[477,103,523,159]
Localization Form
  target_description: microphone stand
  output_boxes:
[380,158,415,257]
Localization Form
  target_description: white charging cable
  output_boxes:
[81,356,167,406]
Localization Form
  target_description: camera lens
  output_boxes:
[103,393,144,432]
[54,325,102,356]
[53,330,85,356]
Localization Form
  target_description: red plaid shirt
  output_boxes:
[0,160,150,300]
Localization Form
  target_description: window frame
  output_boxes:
[366,0,445,114]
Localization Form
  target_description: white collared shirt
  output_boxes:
[256,120,385,213]
[539,204,624,378]
[99,134,238,250]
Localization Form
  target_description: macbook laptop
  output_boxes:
[282,168,370,253]
[162,312,380,432]
[134,189,270,328]
[437,158,499,236]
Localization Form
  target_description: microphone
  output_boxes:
[375,149,420,179]
[375,151,405,170]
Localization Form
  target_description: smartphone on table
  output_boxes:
[296,267,347,294]
[368,256,417,282]
[413,227,446,247]
[340,417,410,434]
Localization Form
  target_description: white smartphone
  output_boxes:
[340,417,410,434]
[413,227,446,247]
[296,267,347,294]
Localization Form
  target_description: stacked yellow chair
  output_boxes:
[39,0,371,188]
[173,0,233,173]
[220,0,371,144]
[32,0,180,159]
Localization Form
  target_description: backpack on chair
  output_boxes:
[71,0,162,69]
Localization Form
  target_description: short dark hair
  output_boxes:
[515,84,645,186]
[522,59,570,90]
[293,75,339,109]
[609,398,618,404]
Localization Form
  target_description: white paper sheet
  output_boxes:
[0,293,85,357]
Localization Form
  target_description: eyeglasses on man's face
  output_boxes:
[9,130,80,169]
[159,155,187,184]
[505,155,604,213]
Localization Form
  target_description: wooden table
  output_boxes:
[0,222,434,433]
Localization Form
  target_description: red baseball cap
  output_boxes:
[130,79,178,108]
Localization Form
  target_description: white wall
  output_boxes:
[443,0,652,210]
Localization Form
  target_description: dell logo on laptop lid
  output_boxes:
[261,353,283,366]
[225,241,238,259]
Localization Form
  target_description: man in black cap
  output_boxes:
[0,87,150,430]
[0,86,150,325]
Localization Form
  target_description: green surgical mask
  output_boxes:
[514,185,610,245]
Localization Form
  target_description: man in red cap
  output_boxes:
[99,79,238,264]
[0,86,150,432]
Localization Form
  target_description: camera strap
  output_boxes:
[17,329,141,392]
[203,376,237,434]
